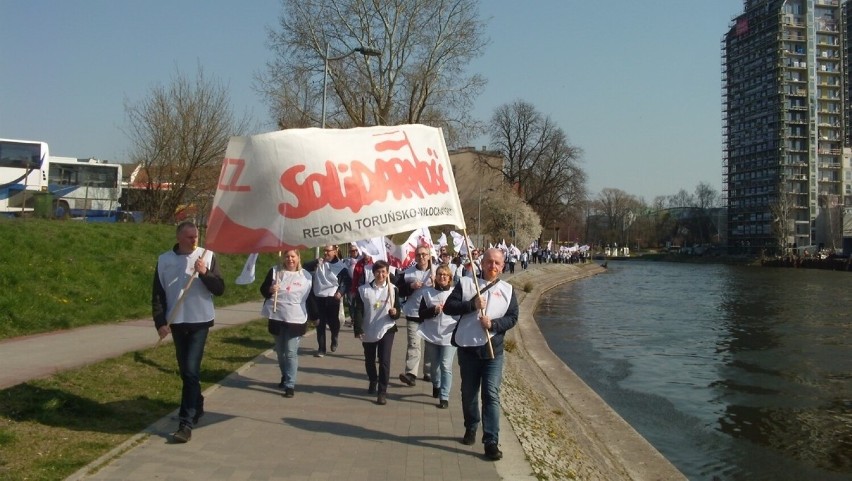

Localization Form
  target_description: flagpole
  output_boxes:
[462,228,494,359]
[273,251,282,313]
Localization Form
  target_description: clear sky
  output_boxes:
[1,0,744,202]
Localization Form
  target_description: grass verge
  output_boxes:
[0,218,291,340]
[0,319,270,481]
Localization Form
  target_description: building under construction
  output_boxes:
[723,0,851,254]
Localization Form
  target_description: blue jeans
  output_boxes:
[457,348,504,445]
[275,328,301,389]
[425,341,456,401]
[171,325,209,428]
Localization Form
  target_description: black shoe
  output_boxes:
[432,387,440,398]
[277,378,285,389]
[283,388,295,398]
[330,340,338,352]
[484,442,503,460]
[314,351,325,358]
[437,400,448,409]
[368,382,377,394]
[172,424,192,443]
[423,373,431,382]
[398,373,416,386]
[192,408,204,425]
[376,393,387,405]
[461,429,476,445]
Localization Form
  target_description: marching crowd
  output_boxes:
[152,221,519,461]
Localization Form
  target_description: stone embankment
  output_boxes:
[502,263,686,481]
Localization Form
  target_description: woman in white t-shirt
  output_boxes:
[416,264,458,408]
[260,250,312,398]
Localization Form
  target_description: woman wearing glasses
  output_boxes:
[416,264,458,408]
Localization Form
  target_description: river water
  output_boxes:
[535,261,851,481]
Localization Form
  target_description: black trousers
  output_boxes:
[315,295,341,352]
[362,330,396,393]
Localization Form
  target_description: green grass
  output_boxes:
[0,319,271,481]
[0,218,302,340]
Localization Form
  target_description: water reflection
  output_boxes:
[537,262,852,480]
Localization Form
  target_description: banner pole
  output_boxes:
[273,251,282,313]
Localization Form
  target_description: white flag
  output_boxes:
[235,253,259,285]
[450,230,474,255]
[355,237,387,261]
[437,232,447,247]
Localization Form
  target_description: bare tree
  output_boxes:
[257,0,488,146]
[770,192,796,255]
[818,194,842,252]
[484,100,586,229]
[694,182,719,209]
[667,189,695,208]
[124,67,251,223]
[593,188,640,245]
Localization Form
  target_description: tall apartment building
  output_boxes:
[723,0,850,253]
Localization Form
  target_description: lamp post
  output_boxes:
[321,43,381,128]
[477,186,495,247]
[316,43,379,260]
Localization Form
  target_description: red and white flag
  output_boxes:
[206,125,465,253]
[384,236,405,268]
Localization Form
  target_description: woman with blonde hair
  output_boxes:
[260,250,312,398]
[416,264,458,408]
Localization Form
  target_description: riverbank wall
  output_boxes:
[502,263,687,480]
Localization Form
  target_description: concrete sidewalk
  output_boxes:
[66,321,536,481]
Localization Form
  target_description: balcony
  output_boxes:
[818,162,841,169]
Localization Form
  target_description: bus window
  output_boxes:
[0,141,43,170]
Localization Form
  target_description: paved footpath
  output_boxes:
[0,302,266,390]
[66,324,535,481]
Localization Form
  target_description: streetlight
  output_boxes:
[316,43,379,259]
[477,186,495,247]
[321,43,381,128]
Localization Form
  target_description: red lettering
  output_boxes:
[278,132,449,219]
[217,158,251,192]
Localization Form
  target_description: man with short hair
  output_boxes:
[342,245,361,327]
[153,221,225,443]
[444,247,518,461]
[304,245,351,356]
[397,246,436,386]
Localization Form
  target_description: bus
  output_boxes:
[0,138,122,219]
[0,138,48,215]
[45,156,122,219]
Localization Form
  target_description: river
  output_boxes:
[535,260,852,481]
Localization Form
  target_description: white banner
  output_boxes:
[206,125,465,253]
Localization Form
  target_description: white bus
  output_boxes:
[0,138,48,215]
[45,156,122,219]
[0,138,122,219]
